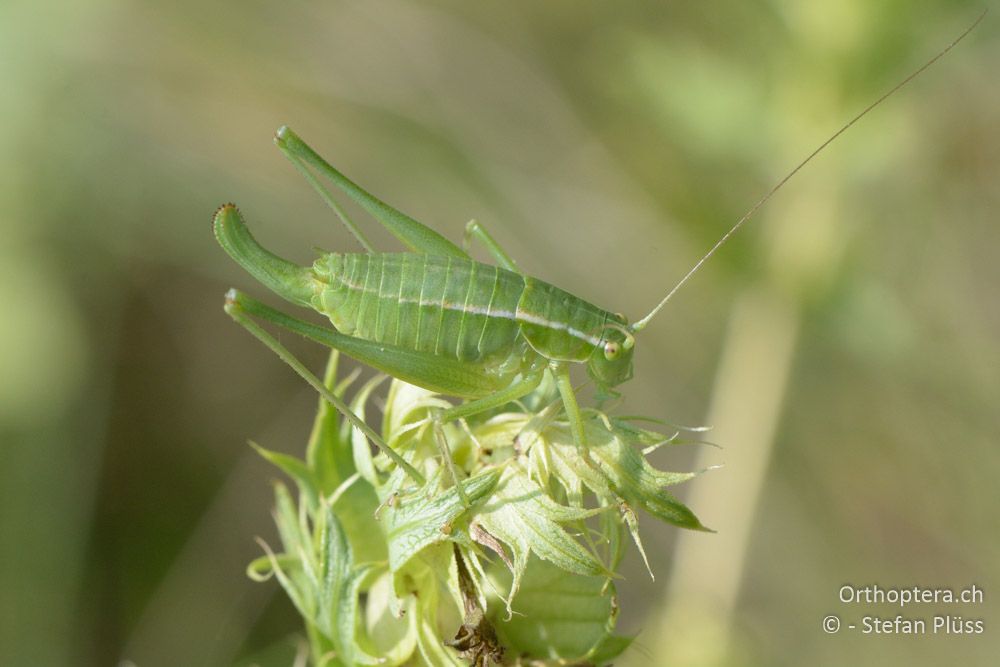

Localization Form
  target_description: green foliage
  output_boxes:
[249,351,705,665]
[491,557,632,663]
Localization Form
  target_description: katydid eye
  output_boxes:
[603,341,620,360]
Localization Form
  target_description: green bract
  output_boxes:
[247,352,705,665]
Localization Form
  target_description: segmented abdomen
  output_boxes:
[312,253,524,363]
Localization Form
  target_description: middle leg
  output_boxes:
[550,361,590,451]
[463,219,521,274]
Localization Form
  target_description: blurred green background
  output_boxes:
[2,1,997,665]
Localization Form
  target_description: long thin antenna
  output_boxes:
[631,10,986,332]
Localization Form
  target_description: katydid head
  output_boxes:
[587,322,635,389]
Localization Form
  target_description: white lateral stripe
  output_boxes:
[515,311,604,346]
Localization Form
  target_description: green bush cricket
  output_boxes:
[214,14,982,490]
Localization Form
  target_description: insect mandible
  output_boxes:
[214,15,982,489]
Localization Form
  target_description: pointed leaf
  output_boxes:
[385,467,501,573]
[306,351,360,494]
[478,468,607,609]
[252,441,319,511]
[349,375,388,486]
[314,504,383,665]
